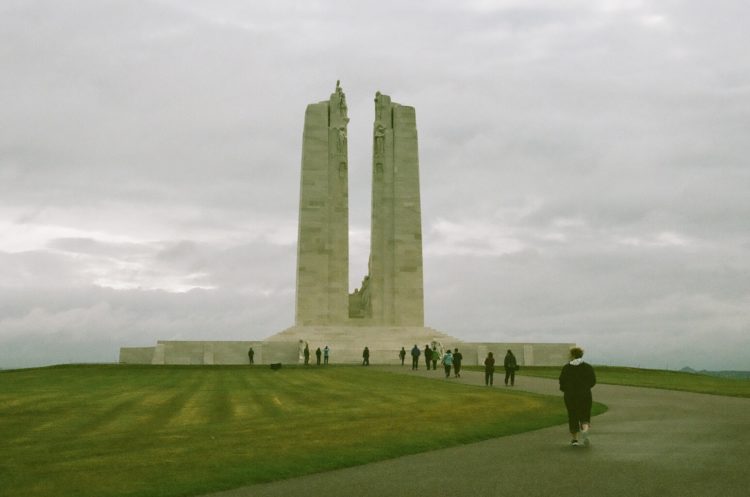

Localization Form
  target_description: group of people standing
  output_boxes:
[482,349,518,387]
[407,344,463,378]
[301,344,329,365]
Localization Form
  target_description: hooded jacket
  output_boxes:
[559,358,596,395]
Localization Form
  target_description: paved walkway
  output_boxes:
[205,366,750,497]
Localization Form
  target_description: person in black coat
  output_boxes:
[315,347,322,365]
[410,344,420,370]
[559,347,597,447]
[362,346,370,366]
[504,349,517,386]
[452,348,463,378]
[424,345,432,370]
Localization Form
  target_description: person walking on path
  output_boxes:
[431,345,439,370]
[411,344,420,370]
[248,347,254,365]
[362,346,370,366]
[453,348,463,378]
[504,349,518,386]
[323,345,330,365]
[315,347,322,365]
[442,349,453,378]
[424,345,432,370]
[399,347,406,366]
[484,352,495,386]
[303,344,310,365]
[559,347,596,447]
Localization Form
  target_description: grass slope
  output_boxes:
[480,365,750,398]
[0,364,586,497]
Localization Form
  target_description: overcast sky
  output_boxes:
[1,0,748,370]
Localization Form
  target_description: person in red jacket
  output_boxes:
[559,347,597,447]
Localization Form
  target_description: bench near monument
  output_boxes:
[119,83,574,367]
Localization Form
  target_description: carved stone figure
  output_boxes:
[374,124,385,156]
[337,127,347,152]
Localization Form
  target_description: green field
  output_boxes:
[465,365,750,398]
[0,364,593,497]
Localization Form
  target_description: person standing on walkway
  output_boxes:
[248,347,254,365]
[453,348,463,378]
[315,347,322,365]
[559,347,596,447]
[324,345,330,365]
[504,349,518,386]
[484,352,495,386]
[362,346,370,366]
[442,349,453,378]
[399,347,406,366]
[411,344,420,370]
[431,345,439,370]
[303,344,310,365]
[424,345,432,370]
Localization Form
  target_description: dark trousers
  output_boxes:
[564,391,593,433]
[444,364,451,377]
[400,356,405,365]
[324,356,328,365]
[363,357,369,366]
[485,370,494,385]
[454,363,461,377]
[304,356,309,365]
[316,356,321,365]
[425,357,431,370]
[412,356,419,369]
[432,359,437,369]
[505,369,515,385]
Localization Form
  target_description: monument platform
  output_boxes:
[119,327,573,367]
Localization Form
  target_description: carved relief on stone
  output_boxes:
[335,80,348,120]
[374,124,385,157]
[374,91,383,122]
[336,127,347,152]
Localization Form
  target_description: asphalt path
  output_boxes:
[204,366,750,497]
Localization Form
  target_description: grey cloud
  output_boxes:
[1,0,749,370]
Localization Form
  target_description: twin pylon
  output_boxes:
[295,83,424,327]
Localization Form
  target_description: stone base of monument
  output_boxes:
[119,327,574,367]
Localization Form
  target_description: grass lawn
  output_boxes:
[464,365,750,398]
[0,364,591,497]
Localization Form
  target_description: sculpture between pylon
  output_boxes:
[295,82,424,327]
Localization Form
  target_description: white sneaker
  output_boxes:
[570,439,581,447]
[581,430,590,447]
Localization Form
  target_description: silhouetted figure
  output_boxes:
[399,347,406,366]
[424,345,432,370]
[484,352,495,386]
[303,344,310,365]
[411,344,420,370]
[315,347,322,365]
[362,346,370,366]
[324,345,330,365]
[453,348,463,378]
[431,345,438,370]
[559,347,596,447]
[504,349,517,386]
[248,347,254,365]
[442,349,453,378]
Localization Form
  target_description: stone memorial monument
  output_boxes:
[119,83,574,366]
